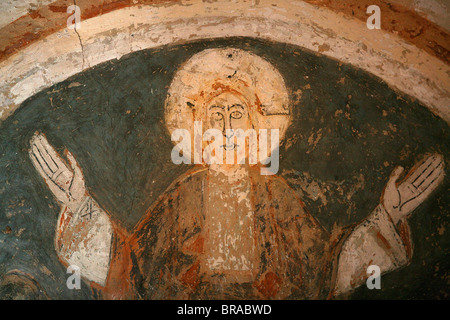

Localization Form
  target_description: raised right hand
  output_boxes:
[29,133,86,214]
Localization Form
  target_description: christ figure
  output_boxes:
[28,48,445,299]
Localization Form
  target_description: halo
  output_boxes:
[164,47,291,159]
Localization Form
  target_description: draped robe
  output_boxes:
[93,165,412,299]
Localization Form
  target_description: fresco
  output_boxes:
[0,37,448,300]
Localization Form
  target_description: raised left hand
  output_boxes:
[382,153,445,224]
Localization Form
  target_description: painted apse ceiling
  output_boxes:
[0,0,448,300]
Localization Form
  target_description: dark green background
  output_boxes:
[0,37,448,299]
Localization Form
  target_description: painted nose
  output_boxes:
[223,118,234,139]
[225,130,234,139]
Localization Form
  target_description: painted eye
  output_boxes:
[230,111,242,119]
[211,112,223,121]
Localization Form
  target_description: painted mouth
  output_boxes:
[221,144,239,150]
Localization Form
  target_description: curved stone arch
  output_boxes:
[0,0,448,122]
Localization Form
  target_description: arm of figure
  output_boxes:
[29,133,113,286]
[334,154,445,295]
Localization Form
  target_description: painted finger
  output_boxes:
[33,136,59,173]
[400,162,444,212]
[404,154,436,185]
[66,150,82,177]
[388,166,404,185]
[30,144,54,178]
[33,135,59,172]
[36,134,68,172]
[417,161,445,195]
[31,142,68,187]
[29,147,52,180]
[412,155,444,189]
[29,148,67,199]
